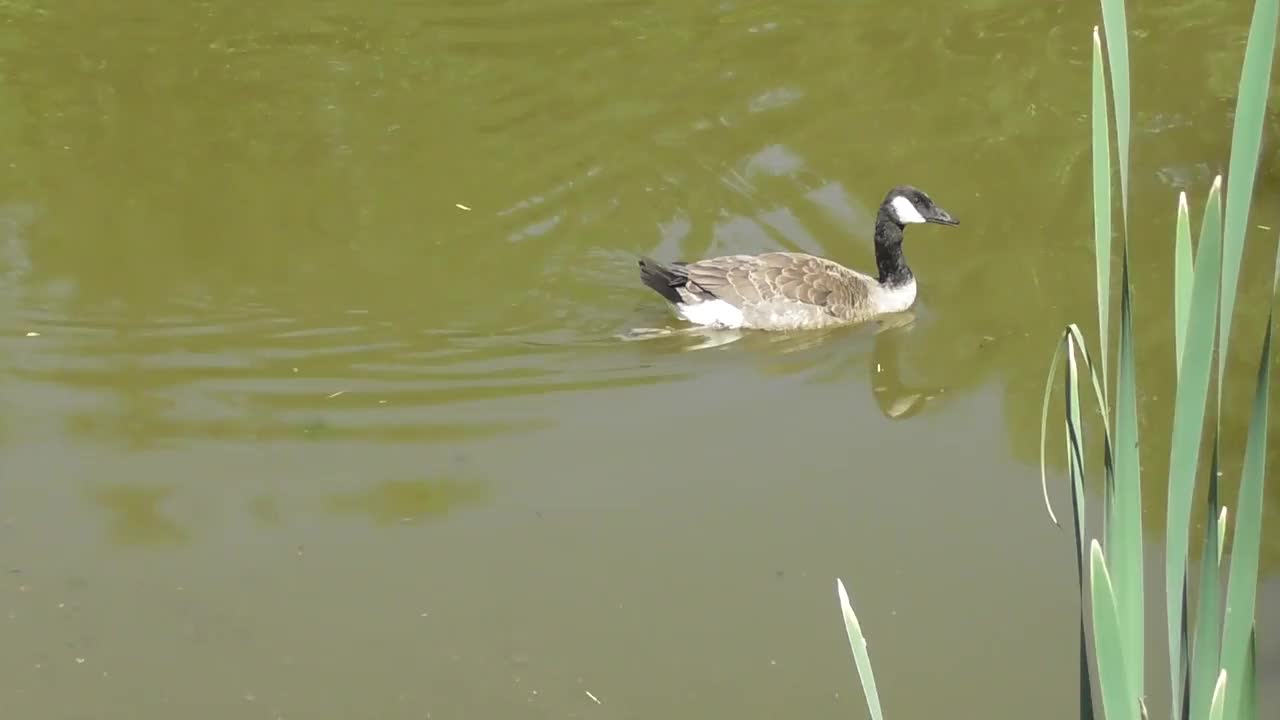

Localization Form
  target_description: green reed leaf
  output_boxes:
[1097,0,1131,221]
[1059,331,1099,720]
[1240,631,1258,720]
[1040,337,1067,527]
[1092,25,1113,391]
[1165,175,1223,720]
[1217,507,1228,567]
[1197,179,1224,280]
[837,578,885,720]
[1091,540,1138,720]
[1179,575,1191,720]
[1062,325,1119,550]
[1109,245,1143,702]
[1175,193,1193,374]
[1208,670,1227,720]
[1067,333,1087,522]
[1219,247,1275,720]
[1065,324,1117,444]
[1189,440,1222,720]
[1218,0,1278,409]
[1040,325,1115,529]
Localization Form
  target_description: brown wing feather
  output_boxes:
[682,252,873,318]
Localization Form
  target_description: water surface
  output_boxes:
[1,1,1278,718]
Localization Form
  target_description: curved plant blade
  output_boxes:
[1040,325,1115,528]
[1040,335,1068,527]
[1065,324,1117,442]
[1067,334,1087,527]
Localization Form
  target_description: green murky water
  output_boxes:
[1,1,1277,717]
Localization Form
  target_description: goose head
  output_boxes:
[883,185,959,228]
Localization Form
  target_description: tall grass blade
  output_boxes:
[836,579,885,720]
[1240,631,1258,720]
[1219,250,1275,720]
[1208,670,1228,720]
[1197,180,1224,278]
[1067,432,1096,720]
[1091,26,1113,390]
[1097,0,1131,220]
[1090,540,1137,720]
[1165,175,1223,718]
[1109,247,1143,702]
[1217,508,1228,567]
[1174,193,1193,374]
[1218,0,1279,407]
[1063,334,1097,720]
[1189,440,1222,720]
[1090,10,1145,702]
[1077,605,1097,720]
[1179,576,1192,720]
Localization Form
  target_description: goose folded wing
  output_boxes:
[683,253,869,316]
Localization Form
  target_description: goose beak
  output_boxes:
[927,207,959,226]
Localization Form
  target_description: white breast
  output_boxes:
[871,278,918,314]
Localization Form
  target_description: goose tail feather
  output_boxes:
[638,257,690,305]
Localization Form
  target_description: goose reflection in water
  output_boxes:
[618,310,946,420]
[867,312,941,420]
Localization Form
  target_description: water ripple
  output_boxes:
[3,297,686,449]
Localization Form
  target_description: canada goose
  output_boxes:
[637,185,958,331]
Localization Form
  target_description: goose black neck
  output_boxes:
[874,209,912,287]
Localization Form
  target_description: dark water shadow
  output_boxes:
[90,485,190,547]
[323,476,489,527]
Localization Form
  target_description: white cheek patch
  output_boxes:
[891,195,927,224]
